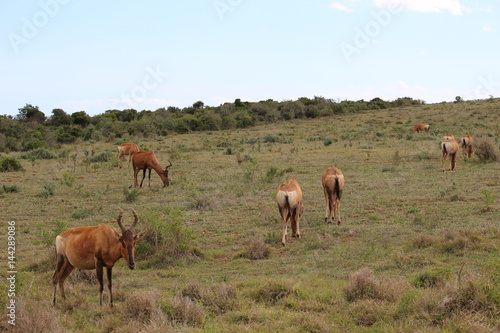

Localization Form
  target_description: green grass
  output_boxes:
[1,99,499,332]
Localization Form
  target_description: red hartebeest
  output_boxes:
[132,150,172,187]
[442,136,459,171]
[117,143,139,168]
[276,178,304,246]
[461,135,474,159]
[412,123,430,133]
[322,166,345,225]
[53,209,145,306]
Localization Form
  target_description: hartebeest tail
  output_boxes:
[52,209,146,307]
[461,135,474,159]
[441,136,459,171]
[412,123,430,133]
[276,178,304,246]
[132,150,172,187]
[117,143,139,168]
[322,166,345,224]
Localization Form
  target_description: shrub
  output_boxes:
[40,182,56,198]
[123,187,140,202]
[181,281,237,314]
[2,184,19,193]
[125,290,160,324]
[0,156,24,172]
[170,295,206,326]
[251,281,297,305]
[237,238,270,260]
[88,151,113,162]
[21,148,57,160]
[62,172,75,187]
[344,269,398,302]
[413,267,452,288]
[475,139,498,163]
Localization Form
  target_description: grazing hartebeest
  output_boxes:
[322,166,345,225]
[441,136,459,171]
[276,178,304,246]
[461,135,474,159]
[412,123,430,133]
[53,209,145,306]
[131,150,172,187]
[117,143,139,168]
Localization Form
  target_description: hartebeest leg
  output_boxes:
[291,211,301,239]
[148,169,152,187]
[133,168,140,187]
[441,153,448,171]
[450,153,457,171]
[335,200,341,225]
[324,189,330,223]
[107,267,113,307]
[96,260,104,306]
[140,168,147,187]
[53,254,75,305]
[279,207,289,246]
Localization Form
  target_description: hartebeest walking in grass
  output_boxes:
[322,166,345,225]
[117,143,139,168]
[276,178,304,246]
[461,135,474,159]
[442,136,459,171]
[53,209,146,307]
[132,150,172,187]
[412,123,430,133]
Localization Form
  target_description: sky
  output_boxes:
[1,0,499,117]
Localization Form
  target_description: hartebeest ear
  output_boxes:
[134,230,147,241]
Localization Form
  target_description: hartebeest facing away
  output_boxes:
[412,123,430,133]
[322,166,345,225]
[276,178,304,246]
[53,209,146,306]
[442,136,459,171]
[461,135,474,159]
[132,150,172,187]
[117,143,139,168]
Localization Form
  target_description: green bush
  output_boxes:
[123,187,141,203]
[88,151,112,162]
[0,156,24,172]
[413,267,451,288]
[21,148,57,160]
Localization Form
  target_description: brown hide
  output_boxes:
[322,166,345,225]
[412,123,430,133]
[461,135,474,159]
[441,138,460,171]
[131,150,172,187]
[117,143,139,168]
[53,209,145,306]
[276,178,303,246]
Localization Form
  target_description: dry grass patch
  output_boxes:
[344,269,403,303]
[181,280,237,314]
[125,290,160,324]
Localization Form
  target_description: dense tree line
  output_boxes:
[0,97,424,152]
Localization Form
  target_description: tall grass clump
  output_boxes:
[236,238,270,260]
[123,187,141,202]
[181,280,237,314]
[62,172,75,187]
[137,208,198,267]
[88,151,113,162]
[125,290,160,324]
[0,156,24,172]
[21,148,57,160]
[40,182,56,198]
[344,269,400,302]
[474,139,498,163]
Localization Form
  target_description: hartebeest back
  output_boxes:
[132,150,172,187]
[461,135,474,159]
[276,178,304,246]
[117,143,139,168]
[441,136,459,171]
[322,166,345,225]
[52,209,145,306]
[412,123,430,133]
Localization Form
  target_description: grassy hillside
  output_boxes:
[1,99,499,332]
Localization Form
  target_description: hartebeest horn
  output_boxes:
[130,208,138,231]
[117,208,126,233]
[165,160,173,169]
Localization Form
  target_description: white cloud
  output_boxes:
[482,25,492,32]
[374,0,471,15]
[328,2,354,12]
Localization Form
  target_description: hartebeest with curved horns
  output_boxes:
[461,135,474,159]
[276,178,304,246]
[412,123,430,133]
[322,166,345,225]
[442,136,459,171]
[117,143,139,168]
[132,150,172,187]
[52,208,146,306]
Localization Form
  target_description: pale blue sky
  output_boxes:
[1,0,499,117]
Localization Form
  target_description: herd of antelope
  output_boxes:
[52,124,474,306]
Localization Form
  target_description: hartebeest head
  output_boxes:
[159,161,173,187]
[116,208,146,270]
